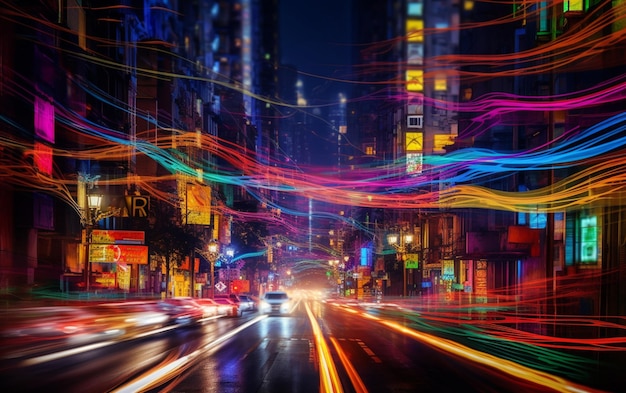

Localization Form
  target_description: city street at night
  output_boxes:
[2,0,626,391]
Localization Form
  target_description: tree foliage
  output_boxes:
[146,199,203,296]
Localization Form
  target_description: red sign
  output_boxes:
[91,230,145,245]
[89,244,148,264]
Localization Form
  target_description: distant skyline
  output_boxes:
[279,0,353,105]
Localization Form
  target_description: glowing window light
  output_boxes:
[406,70,423,92]
[407,1,423,17]
[406,19,423,42]
[34,96,55,143]
[407,43,423,65]
[360,247,370,266]
[564,0,584,12]
[539,1,549,32]
[434,74,447,91]
[406,132,423,151]
[34,142,53,175]
[434,134,455,152]
[406,153,423,174]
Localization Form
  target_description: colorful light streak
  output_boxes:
[2,2,626,282]
[327,300,607,392]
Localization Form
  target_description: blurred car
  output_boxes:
[90,301,169,338]
[157,297,204,326]
[215,293,249,312]
[215,293,240,303]
[212,297,242,317]
[259,291,292,315]
[193,298,221,318]
[0,306,115,359]
[237,294,256,311]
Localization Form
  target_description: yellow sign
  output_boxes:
[178,177,212,225]
[406,70,423,92]
[406,132,423,151]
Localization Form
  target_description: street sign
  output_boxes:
[215,281,227,292]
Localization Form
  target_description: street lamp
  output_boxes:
[342,255,349,296]
[207,240,219,298]
[387,230,414,297]
[77,173,104,292]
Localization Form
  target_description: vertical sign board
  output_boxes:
[580,216,598,263]
[475,260,488,303]
[442,259,454,281]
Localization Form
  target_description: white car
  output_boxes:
[237,294,256,311]
[259,291,292,315]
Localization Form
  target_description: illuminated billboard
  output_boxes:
[89,244,149,264]
[580,216,598,263]
[406,70,424,92]
[178,177,212,225]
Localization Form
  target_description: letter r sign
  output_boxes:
[125,196,150,217]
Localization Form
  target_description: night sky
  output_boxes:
[279,0,354,104]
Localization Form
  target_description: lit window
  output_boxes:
[406,132,423,150]
[407,43,423,65]
[407,1,423,17]
[563,0,583,12]
[406,153,423,174]
[434,74,447,91]
[406,70,423,92]
[462,88,473,101]
[34,96,55,143]
[539,1,549,32]
[406,19,424,42]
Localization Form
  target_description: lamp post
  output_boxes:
[342,255,349,297]
[387,230,413,297]
[78,173,104,292]
[207,240,219,298]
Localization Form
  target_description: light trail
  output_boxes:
[328,336,368,393]
[335,303,606,393]
[112,315,267,393]
[305,302,344,393]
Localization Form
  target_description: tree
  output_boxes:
[147,201,202,297]
[231,217,269,272]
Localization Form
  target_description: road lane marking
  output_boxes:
[355,339,381,363]
[329,336,369,393]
